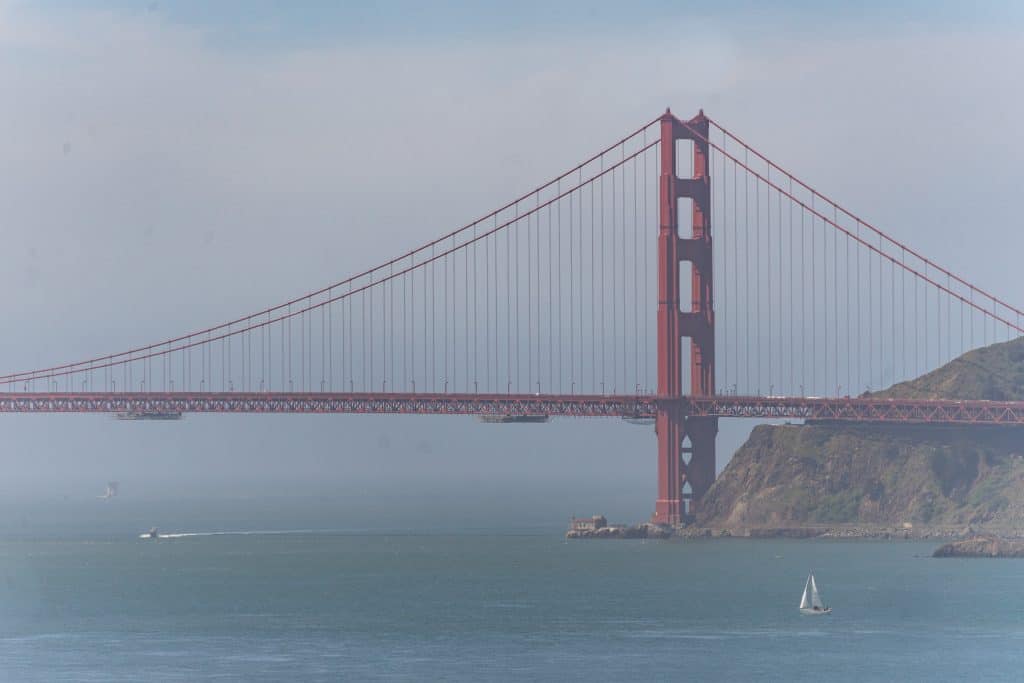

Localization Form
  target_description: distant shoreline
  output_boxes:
[675,524,1003,541]
[569,522,1008,541]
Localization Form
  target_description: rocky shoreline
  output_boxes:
[933,535,1024,557]
[565,523,671,540]
[672,524,981,540]
[568,524,1024,561]
[567,522,1016,541]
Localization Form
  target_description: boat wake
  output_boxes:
[138,529,325,540]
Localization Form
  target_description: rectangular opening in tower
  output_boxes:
[677,196,693,239]
[675,139,694,179]
[680,336,692,395]
[679,260,693,313]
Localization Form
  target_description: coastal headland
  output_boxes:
[571,338,1024,543]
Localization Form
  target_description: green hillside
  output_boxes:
[698,338,1024,530]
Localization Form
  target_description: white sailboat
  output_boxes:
[799,573,831,615]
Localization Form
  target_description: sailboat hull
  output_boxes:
[799,607,832,615]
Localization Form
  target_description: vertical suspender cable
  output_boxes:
[320,302,325,391]
[432,245,437,392]
[879,248,885,388]
[856,221,861,391]
[644,133,650,392]
[789,178,794,395]
[846,218,851,393]
[719,134,727,393]
[745,151,750,392]
[327,294,332,391]
[735,158,739,393]
[579,170,585,390]
[868,239,873,389]
[633,150,639,391]
[536,192,541,391]
[890,259,895,385]
[618,145,626,395]
[507,206,512,392]
[569,183,574,392]
[494,214,498,391]
[779,175,784,393]
[514,208,519,393]
[308,295,313,392]
[946,274,951,363]
[472,228,477,390]
[592,161,597,392]
[527,200,534,391]
[800,206,805,394]
[486,229,490,391]
[601,159,606,392]
[757,162,762,392]
[811,199,816,394]
[606,164,614,389]
[362,289,367,391]
[548,198,553,391]
[834,207,839,395]
[770,165,774,393]
[557,187,563,393]
[901,250,906,382]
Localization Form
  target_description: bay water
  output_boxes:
[1,506,1022,681]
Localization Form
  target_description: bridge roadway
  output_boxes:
[2,393,1024,425]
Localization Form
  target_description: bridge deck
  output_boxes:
[1,393,1024,425]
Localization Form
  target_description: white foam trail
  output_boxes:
[138,529,326,540]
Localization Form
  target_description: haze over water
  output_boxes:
[1,511,1021,682]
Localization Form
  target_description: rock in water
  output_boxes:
[933,535,1024,558]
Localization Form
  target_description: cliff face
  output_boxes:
[698,338,1024,530]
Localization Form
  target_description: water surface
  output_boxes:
[1,531,1021,681]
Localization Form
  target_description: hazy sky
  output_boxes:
[1,2,1022,524]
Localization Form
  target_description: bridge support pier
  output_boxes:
[682,416,718,519]
[654,407,684,524]
[654,412,718,524]
[653,108,715,526]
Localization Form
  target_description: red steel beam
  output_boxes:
[686,395,1024,425]
[3,393,1024,425]
[0,392,660,418]
[654,110,684,525]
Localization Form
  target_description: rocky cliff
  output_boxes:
[697,338,1024,531]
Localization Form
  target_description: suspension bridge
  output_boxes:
[3,109,1023,525]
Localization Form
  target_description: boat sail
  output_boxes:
[799,573,831,615]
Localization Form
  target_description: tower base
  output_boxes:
[652,410,718,526]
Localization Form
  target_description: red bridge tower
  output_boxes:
[653,109,717,526]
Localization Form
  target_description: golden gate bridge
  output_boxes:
[3,109,1023,525]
